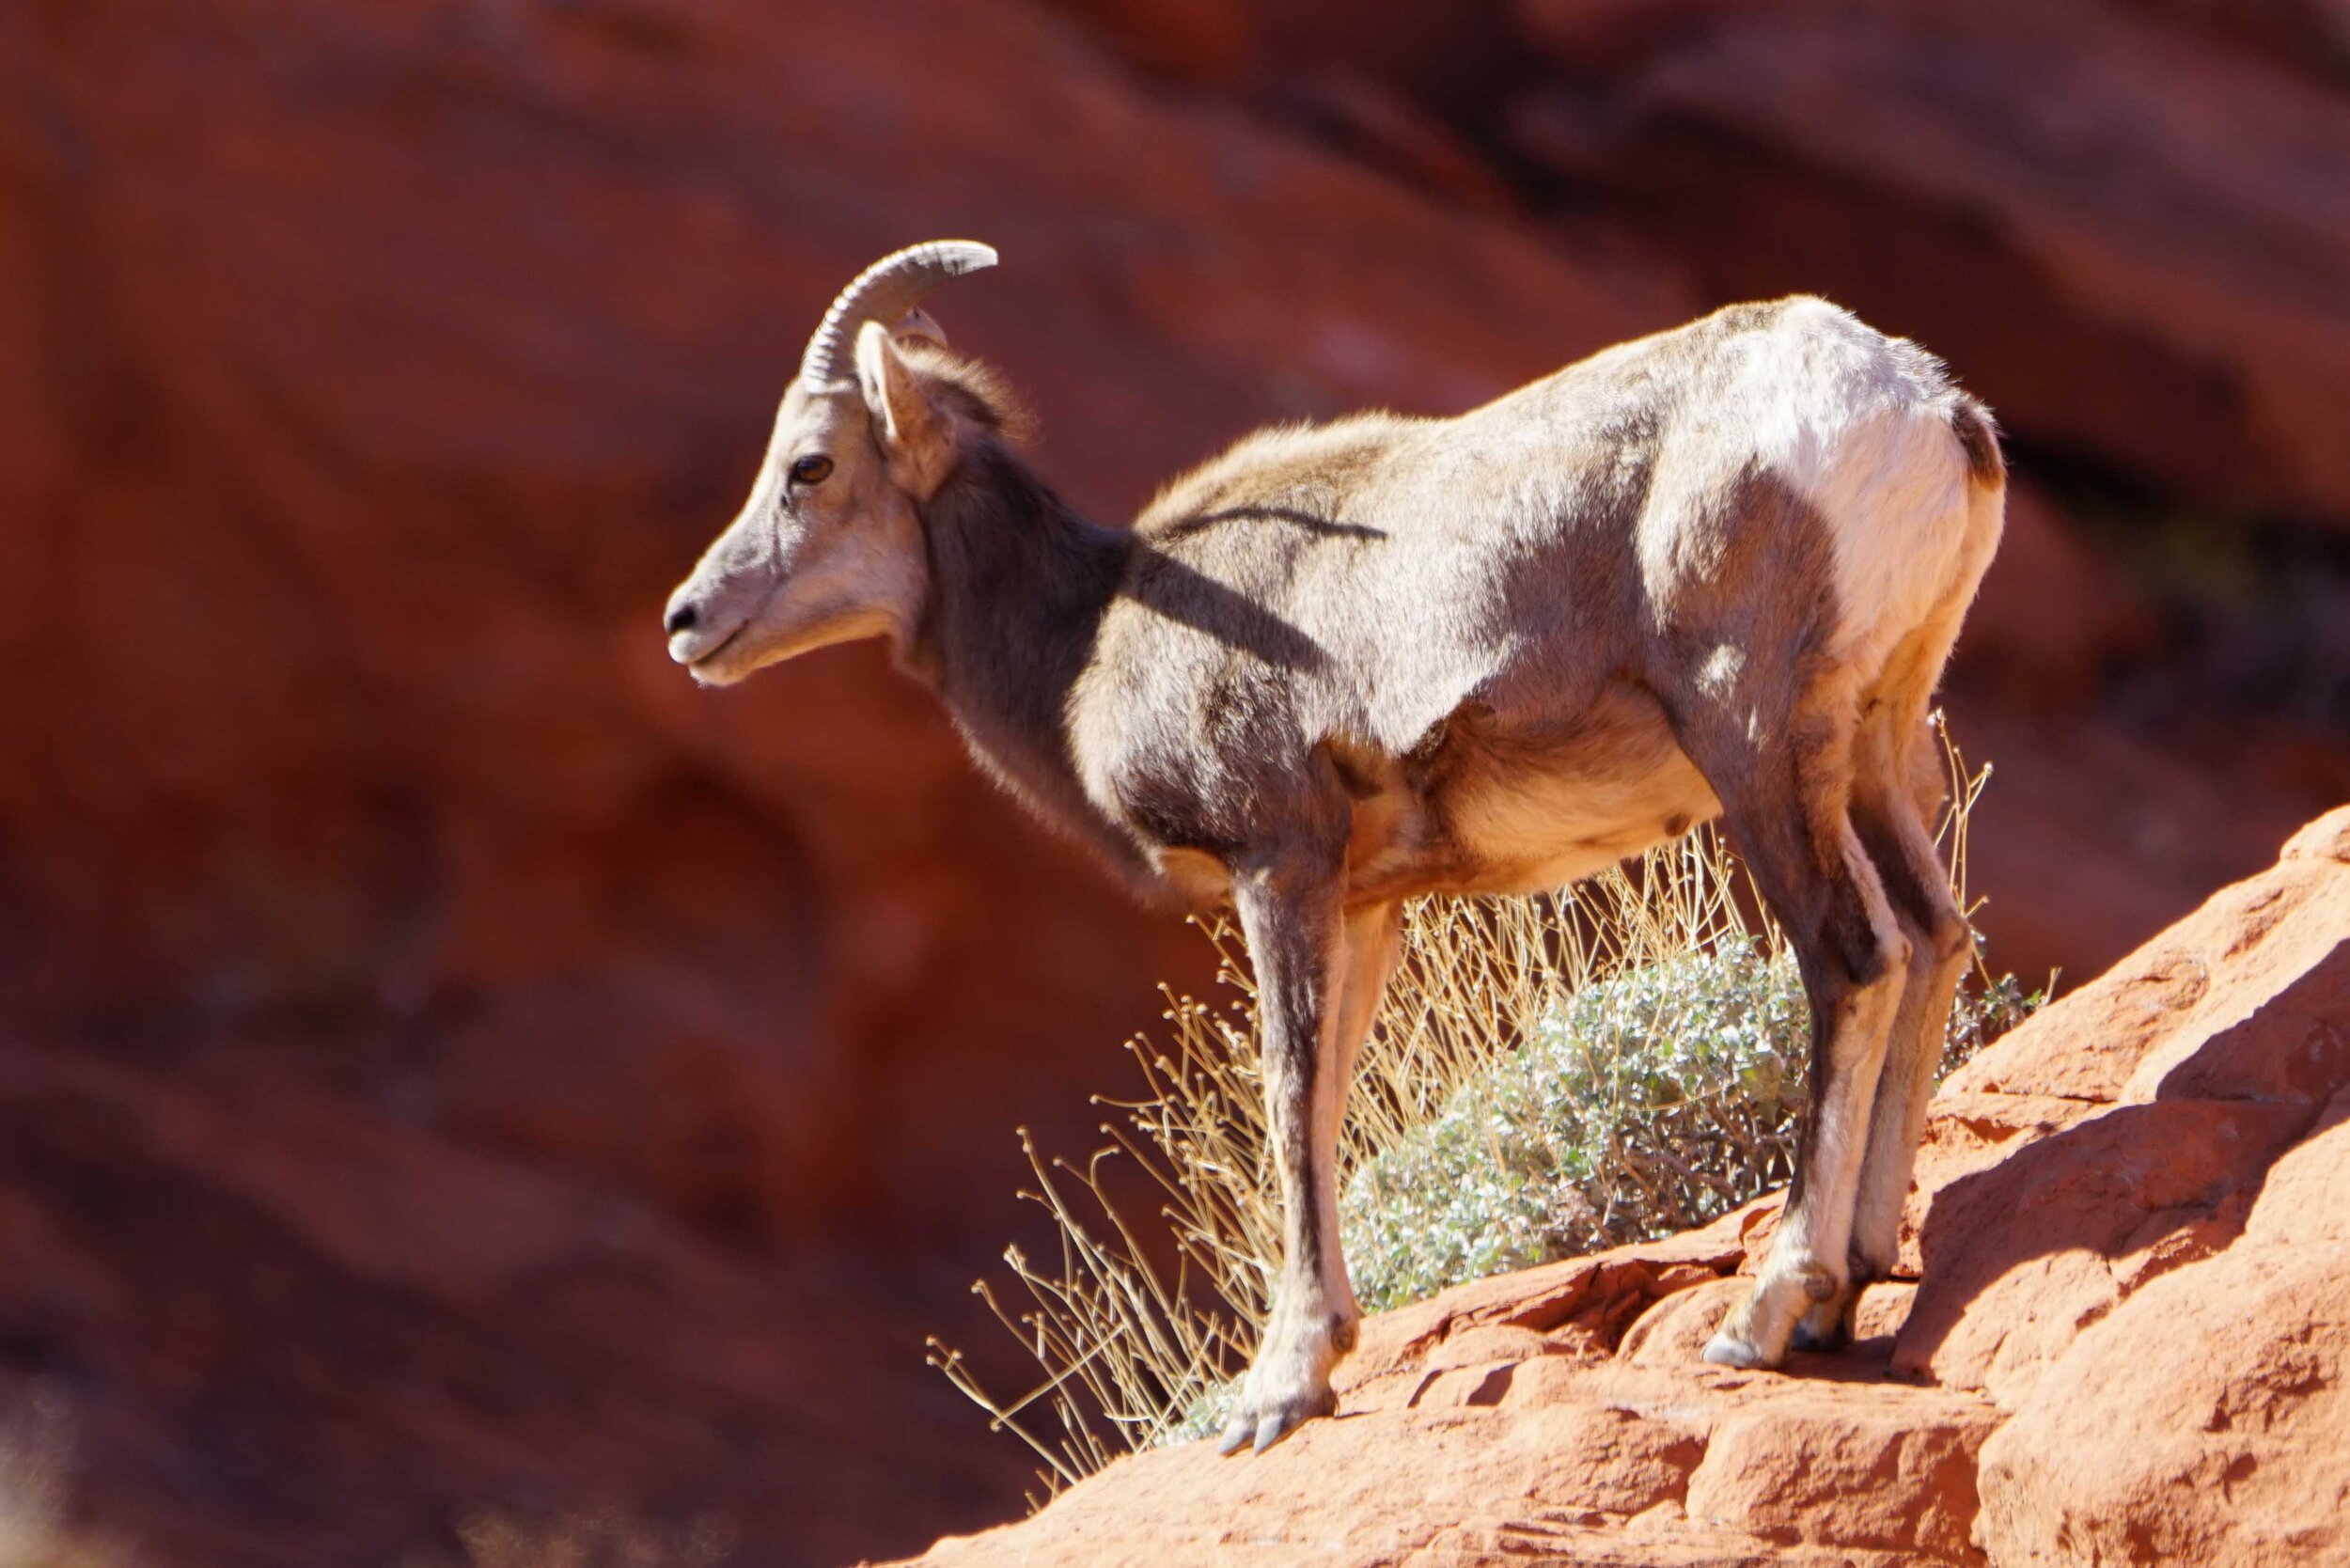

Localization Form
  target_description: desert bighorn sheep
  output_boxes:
[665,242,2005,1454]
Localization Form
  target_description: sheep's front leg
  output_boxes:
[1219,863,1358,1455]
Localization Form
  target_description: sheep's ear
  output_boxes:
[855,321,955,499]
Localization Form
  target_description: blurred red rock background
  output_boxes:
[0,0,2342,1563]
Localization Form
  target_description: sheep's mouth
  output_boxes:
[683,622,749,683]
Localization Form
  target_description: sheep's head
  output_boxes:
[664,240,1002,685]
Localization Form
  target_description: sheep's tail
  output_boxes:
[1950,393,2005,490]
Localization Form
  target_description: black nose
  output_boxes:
[665,602,698,636]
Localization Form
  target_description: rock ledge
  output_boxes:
[890,808,2350,1568]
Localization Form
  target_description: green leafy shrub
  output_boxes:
[1344,946,2036,1313]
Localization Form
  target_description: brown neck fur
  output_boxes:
[909,439,1149,883]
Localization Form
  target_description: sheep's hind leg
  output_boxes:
[1824,719,1974,1346]
[1674,670,1912,1370]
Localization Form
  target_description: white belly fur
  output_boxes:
[1447,744,1723,896]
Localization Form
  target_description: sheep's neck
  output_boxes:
[911,446,1145,883]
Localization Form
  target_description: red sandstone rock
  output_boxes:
[1977,1240,2350,1563]
[1509,0,2350,529]
[1896,1090,2100,1275]
[0,1039,1029,1568]
[1894,1095,2311,1403]
[891,809,2350,1567]
[1933,696,2342,987]
[1684,1389,1996,1561]
[2245,1087,2350,1247]
[903,1334,2001,1566]
[6,0,2348,1562]
[1948,808,2350,1107]
[0,0,1687,1255]
[1617,1276,1755,1367]
[1901,808,2350,1403]
[1944,480,2157,712]
[1974,1087,2350,1560]
[0,1,1695,1560]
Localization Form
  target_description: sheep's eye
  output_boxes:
[789,454,834,486]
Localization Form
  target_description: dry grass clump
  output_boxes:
[930,721,2038,1496]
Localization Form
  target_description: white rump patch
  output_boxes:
[1733,301,1977,674]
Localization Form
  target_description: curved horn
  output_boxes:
[798,240,998,389]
